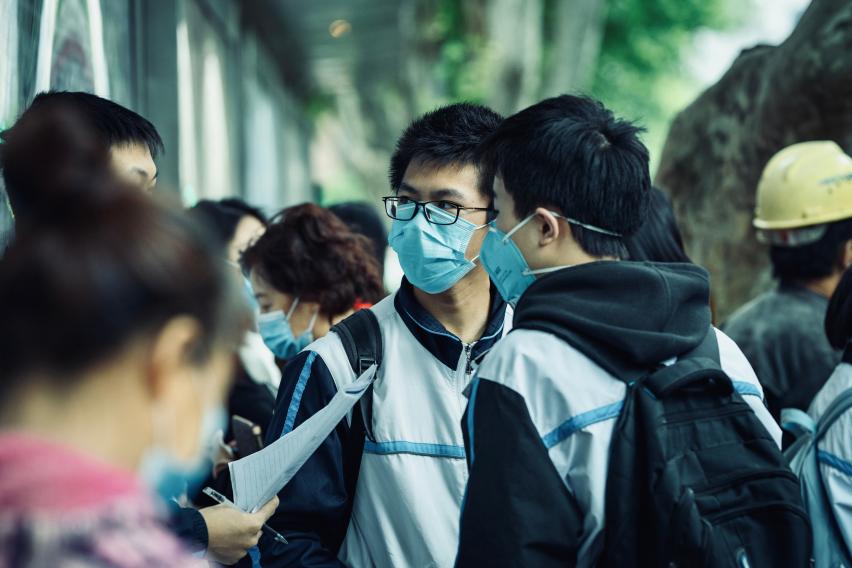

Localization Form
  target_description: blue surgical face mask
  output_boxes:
[227,260,260,315]
[480,211,620,306]
[139,403,227,502]
[257,298,318,359]
[241,276,259,314]
[388,202,488,294]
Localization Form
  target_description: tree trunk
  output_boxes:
[655,0,852,321]
[540,0,607,97]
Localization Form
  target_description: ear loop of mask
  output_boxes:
[285,297,301,320]
[467,220,499,264]
[495,211,620,275]
[287,297,319,333]
[305,308,319,331]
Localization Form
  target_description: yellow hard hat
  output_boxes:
[754,141,852,234]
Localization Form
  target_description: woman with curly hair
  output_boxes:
[241,203,385,362]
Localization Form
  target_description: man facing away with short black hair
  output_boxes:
[258,103,509,567]
[455,95,780,566]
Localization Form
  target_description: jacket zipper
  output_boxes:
[464,343,474,377]
[690,468,799,496]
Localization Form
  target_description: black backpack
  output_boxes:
[600,329,812,568]
[329,309,383,504]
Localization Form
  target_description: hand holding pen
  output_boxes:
[202,487,288,549]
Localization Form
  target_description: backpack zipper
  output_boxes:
[662,403,749,426]
[706,500,809,525]
[689,468,799,496]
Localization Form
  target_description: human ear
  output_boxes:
[842,240,852,270]
[535,207,561,247]
[145,316,204,401]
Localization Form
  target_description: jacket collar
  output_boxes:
[394,278,507,369]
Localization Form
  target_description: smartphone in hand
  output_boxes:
[231,415,264,458]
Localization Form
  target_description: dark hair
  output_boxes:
[328,202,387,271]
[1,91,163,220]
[826,268,852,350]
[219,197,268,225]
[188,198,268,252]
[625,187,691,263]
[480,94,650,257]
[0,121,245,398]
[389,103,503,196]
[770,218,852,282]
[241,203,385,315]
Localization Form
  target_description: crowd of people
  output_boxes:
[0,88,850,568]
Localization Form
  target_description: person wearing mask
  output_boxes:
[0,91,277,566]
[724,141,852,420]
[800,267,852,557]
[455,95,782,566]
[257,104,507,568]
[239,202,385,366]
[0,121,277,566]
[188,198,279,399]
[186,199,278,507]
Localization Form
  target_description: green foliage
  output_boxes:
[427,0,744,169]
[432,0,488,104]
[590,0,744,169]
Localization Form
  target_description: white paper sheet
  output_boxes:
[229,364,377,512]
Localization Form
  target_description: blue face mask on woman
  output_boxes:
[257,298,318,359]
[139,404,227,502]
[389,202,489,294]
[480,211,621,306]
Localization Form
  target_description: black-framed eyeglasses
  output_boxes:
[382,196,498,226]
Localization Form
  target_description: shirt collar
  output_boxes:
[394,278,507,369]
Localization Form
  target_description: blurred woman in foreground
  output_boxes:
[0,115,267,566]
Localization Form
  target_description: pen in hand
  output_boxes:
[202,487,288,545]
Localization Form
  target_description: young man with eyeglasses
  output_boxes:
[257,103,508,567]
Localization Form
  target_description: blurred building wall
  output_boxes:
[0,0,314,248]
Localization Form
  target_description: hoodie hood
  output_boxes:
[513,261,712,380]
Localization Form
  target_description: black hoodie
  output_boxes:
[514,260,713,380]
[456,260,716,568]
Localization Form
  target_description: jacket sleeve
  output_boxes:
[166,505,208,553]
[257,350,354,568]
[456,378,584,568]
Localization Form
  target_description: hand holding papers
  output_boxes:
[229,364,377,513]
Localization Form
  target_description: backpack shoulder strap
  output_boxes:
[643,328,729,398]
[329,309,383,535]
[780,407,816,441]
[815,387,852,443]
[331,308,383,376]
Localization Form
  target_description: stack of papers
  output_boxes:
[229,365,377,512]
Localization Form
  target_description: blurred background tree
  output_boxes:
[312,0,741,203]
